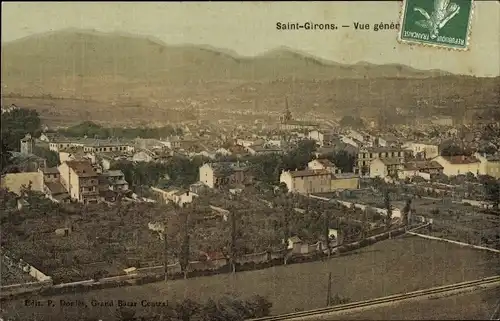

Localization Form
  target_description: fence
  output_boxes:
[1,224,424,300]
[406,232,500,253]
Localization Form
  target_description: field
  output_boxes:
[324,287,500,320]
[1,259,37,286]
[337,188,500,248]
[2,235,499,320]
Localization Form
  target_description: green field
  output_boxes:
[325,287,500,320]
[2,235,499,321]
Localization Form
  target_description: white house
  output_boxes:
[369,158,403,178]
[433,155,480,177]
[474,153,500,179]
[308,158,340,174]
[402,142,440,159]
[150,187,197,207]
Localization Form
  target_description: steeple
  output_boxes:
[280,97,293,124]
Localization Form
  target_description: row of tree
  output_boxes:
[57,121,183,139]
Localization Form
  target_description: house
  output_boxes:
[308,130,335,147]
[433,155,481,177]
[287,236,303,251]
[402,142,440,159]
[99,170,129,192]
[132,149,156,162]
[308,158,340,174]
[199,162,253,189]
[246,145,284,156]
[151,187,197,207]
[369,158,403,178]
[39,167,70,203]
[280,169,331,194]
[356,147,412,176]
[58,160,99,203]
[398,160,444,181]
[475,153,500,179]
[331,173,360,190]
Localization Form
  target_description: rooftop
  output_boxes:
[288,169,331,178]
[41,167,60,174]
[65,160,98,177]
[403,161,444,171]
[442,156,480,165]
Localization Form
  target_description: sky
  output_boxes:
[2,1,499,76]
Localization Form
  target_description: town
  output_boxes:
[1,2,500,319]
[1,95,499,320]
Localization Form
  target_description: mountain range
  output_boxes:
[1,28,451,88]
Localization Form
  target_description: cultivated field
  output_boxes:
[338,188,500,248]
[326,287,500,320]
[2,236,499,320]
[0,259,37,286]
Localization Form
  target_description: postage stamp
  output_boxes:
[398,0,474,50]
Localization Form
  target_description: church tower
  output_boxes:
[279,97,293,124]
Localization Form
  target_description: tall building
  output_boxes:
[20,134,34,155]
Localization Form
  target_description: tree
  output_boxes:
[339,115,364,128]
[1,107,42,151]
[115,308,137,321]
[482,176,500,209]
[179,208,192,278]
[327,151,355,173]
[402,198,412,225]
[383,189,393,228]
[440,145,467,156]
[173,299,201,321]
[1,136,14,173]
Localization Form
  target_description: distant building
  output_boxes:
[402,142,440,159]
[356,147,412,176]
[199,162,253,189]
[278,98,319,131]
[433,155,480,177]
[474,153,500,179]
[308,158,340,174]
[151,187,197,207]
[280,169,331,194]
[58,160,99,204]
[398,160,444,181]
[99,170,129,192]
[20,134,34,155]
[369,158,404,178]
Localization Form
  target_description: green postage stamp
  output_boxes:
[398,0,474,50]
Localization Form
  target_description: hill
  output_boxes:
[1,29,449,88]
[1,29,498,126]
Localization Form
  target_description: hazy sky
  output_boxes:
[2,1,499,76]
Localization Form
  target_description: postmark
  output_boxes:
[398,0,474,50]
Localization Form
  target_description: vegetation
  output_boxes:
[339,115,365,128]
[440,144,469,156]
[2,296,272,321]
[480,175,500,209]
[57,121,183,139]
[1,107,41,152]
[111,156,207,191]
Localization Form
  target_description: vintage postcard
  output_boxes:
[1,2,499,321]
